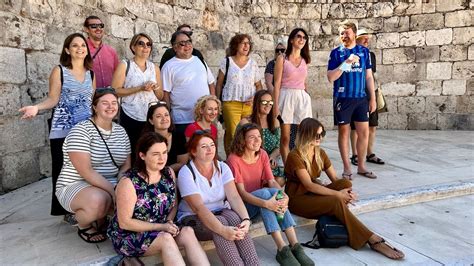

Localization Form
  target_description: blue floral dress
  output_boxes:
[107,167,176,257]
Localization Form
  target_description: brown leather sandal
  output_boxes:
[369,238,405,260]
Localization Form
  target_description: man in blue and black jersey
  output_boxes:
[327,20,377,180]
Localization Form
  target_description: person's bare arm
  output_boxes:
[265,73,274,92]
[366,69,376,113]
[111,62,145,97]
[215,70,225,100]
[272,55,284,117]
[153,63,164,100]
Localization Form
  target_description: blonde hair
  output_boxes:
[295,118,326,177]
[338,20,357,34]
[193,95,221,121]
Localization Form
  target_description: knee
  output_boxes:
[158,232,176,244]
[179,226,196,240]
[338,179,353,189]
[85,192,110,216]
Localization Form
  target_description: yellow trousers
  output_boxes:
[222,101,252,155]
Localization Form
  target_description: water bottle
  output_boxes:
[275,190,284,223]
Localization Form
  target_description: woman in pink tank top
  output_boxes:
[273,28,313,163]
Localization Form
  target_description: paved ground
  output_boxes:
[0,130,473,265]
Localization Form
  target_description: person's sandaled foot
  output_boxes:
[350,155,358,166]
[367,153,385,165]
[357,171,377,179]
[369,238,405,260]
[342,172,353,180]
[77,226,108,243]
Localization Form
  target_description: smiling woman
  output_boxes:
[185,95,221,142]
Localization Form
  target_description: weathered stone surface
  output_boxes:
[416,80,442,96]
[382,82,416,96]
[0,84,21,116]
[386,113,408,130]
[456,95,474,113]
[100,0,125,14]
[44,25,74,54]
[26,52,58,85]
[110,15,134,39]
[467,79,474,95]
[324,4,345,19]
[442,80,467,96]
[383,96,398,113]
[176,0,206,11]
[219,13,239,33]
[202,10,220,31]
[273,3,299,19]
[452,61,474,80]
[399,31,425,47]
[435,0,466,12]
[394,1,422,16]
[124,0,154,20]
[39,146,51,177]
[376,32,399,49]
[425,96,457,113]
[0,0,22,14]
[358,17,384,32]
[2,149,40,191]
[469,45,474,60]
[299,4,322,20]
[427,62,452,80]
[415,46,440,62]
[0,116,48,155]
[440,45,468,61]
[135,19,161,49]
[152,3,173,25]
[422,0,436,13]
[383,48,415,64]
[369,2,394,17]
[437,113,474,130]
[310,51,331,67]
[313,97,333,116]
[410,13,444,31]
[376,65,395,84]
[1,13,46,50]
[0,47,26,84]
[408,113,437,130]
[425,28,453,46]
[307,66,332,98]
[393,63,425,83]
[445,10,473,27]
[452,27,474,45]
[383,16,409,32]
[343,3,367,18]
[398,96,425,113]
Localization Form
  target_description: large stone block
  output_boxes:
[426,62,452,80]
[386,113,408,130]
[383,16,409,32]
[442,80,466,96]
[124,0,154,20]
[110,15,134,39]
[44,25,75,54]
[425,28,453,46]
[452,27,474,45]
[310,51,331,67]
[425,96,457,113]
[393,63,425,83]
[394,1,422,16]
[39,146,52,177]
[0,13,46,50]
[376,32,399,49]
[307,66,332,98]
[398,96,425,113]
[383,96,398,113]
[415,46,440,62]
[100,0,125,14]
[416,80,442,96]
[369,2,394,17]
[376,65,395,84]
[382,82,416,96]
[175,0,206,11]
[0,84,21,116]
[219,13,240,33]
[410,13,444,31]
[452,61,474,80]
[422,0,436,13]
[469,44,474,60]
[445,10,473,27]
[0,0,22,14]
[202,10,220,32]
[0,116,48,155]
[399,31,425,47]
[313,97,333,117]
[53,2,92,29]
[435,0,466,12]
[437,114,474,130]
[358,17,384,32]
[134,19,160,48]
[26,51,58,85]
[456,95,474,113]
[467,79,474,95]
[382,48,415,64]
[152,3,173,25]
[19,0,54,22]
[408,113,437,130]
[0,47,26,84]
[440,45,468,61]
[299,4,322,20]
[273,3,298,19]
[2,149,40,191]
[323,4,345,19]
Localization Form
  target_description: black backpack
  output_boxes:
[302,215,348,249]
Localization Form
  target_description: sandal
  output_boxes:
[357,171,377,179]
[369,238,405,260]
[366,153,385,165]
[350,155,358,166]
[342,172,353,180]
[77,226,108,243]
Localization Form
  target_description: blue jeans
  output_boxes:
[245,188,296,234]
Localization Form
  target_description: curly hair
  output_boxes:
[193,95,221,121]
[229,123,262,157]
[228,34,252,56]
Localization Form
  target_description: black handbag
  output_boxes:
[302,215,348,249]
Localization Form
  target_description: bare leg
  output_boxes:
[354,121,369,173]
[350,130,358,156]
[338,124,352,174]
[271,231,287,250]
[284,227,298,246]
[144,232,185,266]
[367,126,376,156]
[175,226,210,266]
[280,124,291,163]
[368,234,405,260]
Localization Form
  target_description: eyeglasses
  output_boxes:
[88,23,105,29]
[241,41,252,46]
[148,101,167,108]
[295,34,308,41]
[315,130,326,140]
[176,40,192,47]
[136,40,152,48]
[275,48,285,54]
[260,100,274,106]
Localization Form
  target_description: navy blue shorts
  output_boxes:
[333,98,369,125]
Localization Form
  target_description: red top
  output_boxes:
[227,149,274,193]
[87,38,119,88]
[185,122,218,140]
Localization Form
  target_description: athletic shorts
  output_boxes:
[351,110,378,129]
[333,98,369,125]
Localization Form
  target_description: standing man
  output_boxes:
[349,29,385,166]
[161,31,215,165]
[327,21,377,180]
[159,24,205,69]
[83,16,119,88]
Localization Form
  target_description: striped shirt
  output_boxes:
[328,44,372,99]
[56,120,131,188]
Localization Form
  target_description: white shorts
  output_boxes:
[278,88,312,124]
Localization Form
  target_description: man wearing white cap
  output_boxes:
[349,28,386,167]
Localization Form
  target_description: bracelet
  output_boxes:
[242,218,251,223]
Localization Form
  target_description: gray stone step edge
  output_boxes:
[87,180,474,265]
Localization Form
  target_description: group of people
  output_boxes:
[19,15,404,265]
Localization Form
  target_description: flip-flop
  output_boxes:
[342,172,353,180]
[77,226,108,243]
[369,238,405,260]
[357,171,377,179]
[367,153,385,165]
[350,155,358,166]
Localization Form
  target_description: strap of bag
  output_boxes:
[88,119,119,169]
[220,57,230,102]
[186,161,221,181]
[92,45,103,60]
[125,59,131,77]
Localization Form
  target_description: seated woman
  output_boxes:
[142,102,188,172]
[55,88,131,243]
[185,95,220,141]
[239,90,285,186]
[177,132,259,266]
[285,118,405,260]
[107,132,209,265]
[227,123,314,266]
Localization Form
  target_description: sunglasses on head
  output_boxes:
[182,30,193,37]
[275,48,285,54]
[176,40,192,47]
[136,40,152,48]
[88,23,105,29]
[194,129,211,135]
[295,34,308,40]
[315,129,326,140]
[148,101,167,108]
[260,100,274,106]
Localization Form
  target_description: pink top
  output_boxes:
[227,149,274,193]
[87,38,119,88]
[185,122,218,140]
[280,58,307,90]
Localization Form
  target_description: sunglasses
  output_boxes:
[136,40,152,48]
[275,48,285,54]
[88,23,105,29]
[182,30,193,37]
[315,129,326,140]
[260,100,274,106]
[176,40,193,47]
[194,129,211,135]
[148,101,167,108]
[95,87,116,94]
[295,34,308,41]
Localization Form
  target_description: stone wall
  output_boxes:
[0,0,473,192]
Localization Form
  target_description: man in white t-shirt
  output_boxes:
[161,31,215,155]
